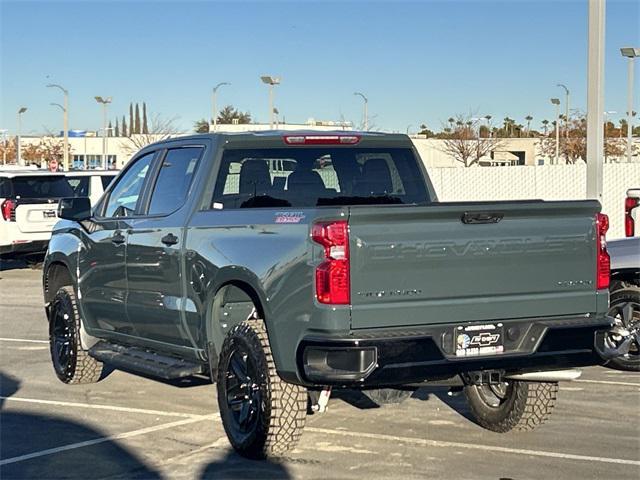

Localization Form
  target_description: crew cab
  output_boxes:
[1,170,74,258]
[43,132,619,459]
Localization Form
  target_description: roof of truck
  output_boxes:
[142,130,413,150]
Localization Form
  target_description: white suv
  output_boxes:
[0,171,75,258]
[64,170,118,207]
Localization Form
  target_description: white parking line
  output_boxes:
[0,338,48,344]
[1,397,202,419]
[306,427,640,467]
[0,414,219,467]
[575,379,640,387]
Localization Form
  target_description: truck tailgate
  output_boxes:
[348,201,600,329]
[15,202,59,233]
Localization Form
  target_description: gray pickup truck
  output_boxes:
[43,131,619,459]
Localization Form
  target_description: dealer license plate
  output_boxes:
[455,323,504,357]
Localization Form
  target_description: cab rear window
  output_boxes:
[211,148,430,209]
[8,176,75,199]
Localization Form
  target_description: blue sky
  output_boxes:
[1,0,639,135]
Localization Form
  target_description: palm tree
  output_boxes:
[541,119,549,135]
[525,115,533,135]
[447,117,455,131]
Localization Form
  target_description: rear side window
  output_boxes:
[147,147,202,215]
[211,148,429,209]
[66,177,90,197]
[10,176,74,199]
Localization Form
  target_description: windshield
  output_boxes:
[10,176,75,199]
[212,148,430,209]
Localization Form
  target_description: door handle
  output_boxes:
[161,233,179,246]
[111,231,125,245]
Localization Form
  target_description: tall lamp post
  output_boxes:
[621,47,639,163]
[557,84,570,138]
[46,84,69,170]
[260,76,280,129]
[354,92,368,131]
[16,107,27,166]
[551,98,561,164]
[212,82,230,132]
[95,96,112,169]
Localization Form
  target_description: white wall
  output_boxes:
[426,163,640,239]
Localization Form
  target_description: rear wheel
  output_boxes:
[464,380,558,432]
[49,286,104,384]
[606,287,640,372]
[217,320,307,459]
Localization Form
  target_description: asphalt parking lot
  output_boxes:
[1,264,639,480]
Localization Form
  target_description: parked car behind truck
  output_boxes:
[43,131,622,459]
[64,170,117,207]
[1,170,74,258]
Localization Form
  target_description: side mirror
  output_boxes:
[58,197,92,221]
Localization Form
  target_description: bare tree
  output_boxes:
[540,113,631,164]
[439,114,505,167]
[120,114,183,155]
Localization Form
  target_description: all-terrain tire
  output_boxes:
[605,286,640,372]
[363,388,412,406]
[464,381,558,432]
[49,286,104,384]
[217,319,307,459]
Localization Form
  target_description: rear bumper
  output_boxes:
[292,315,613,387]
[0,240,49,257]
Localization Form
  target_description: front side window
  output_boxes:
[147,147,202,215]
[103,152,154,217]
[211,148,429,209]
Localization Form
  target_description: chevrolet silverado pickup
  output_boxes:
[43,131,619,459]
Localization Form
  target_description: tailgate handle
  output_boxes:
[461,212,504,224]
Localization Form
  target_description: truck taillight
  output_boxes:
[624,196,638,237]
[1,199,15,221]
[312,220,350,304]
[596,213,610,290]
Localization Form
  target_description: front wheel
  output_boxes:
[464,380,558,432]
[49,286,104,384]
[217,320,307,459]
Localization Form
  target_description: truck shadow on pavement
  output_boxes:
[0,371,292,479]
[200,451,292,479]
[0,371,162,479]
[335,386,476,423]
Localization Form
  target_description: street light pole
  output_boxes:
[95,96,112,169]
[586,0,606,200]
[354,92,368,131]
[46,84,69,171]
[16,107,27,166]
[261,76,281,129]
[557,84,570,139]
[212,82,230,132]
[621,48,639,163]
[551,98,561,164]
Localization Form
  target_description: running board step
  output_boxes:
[89,342,204,380]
